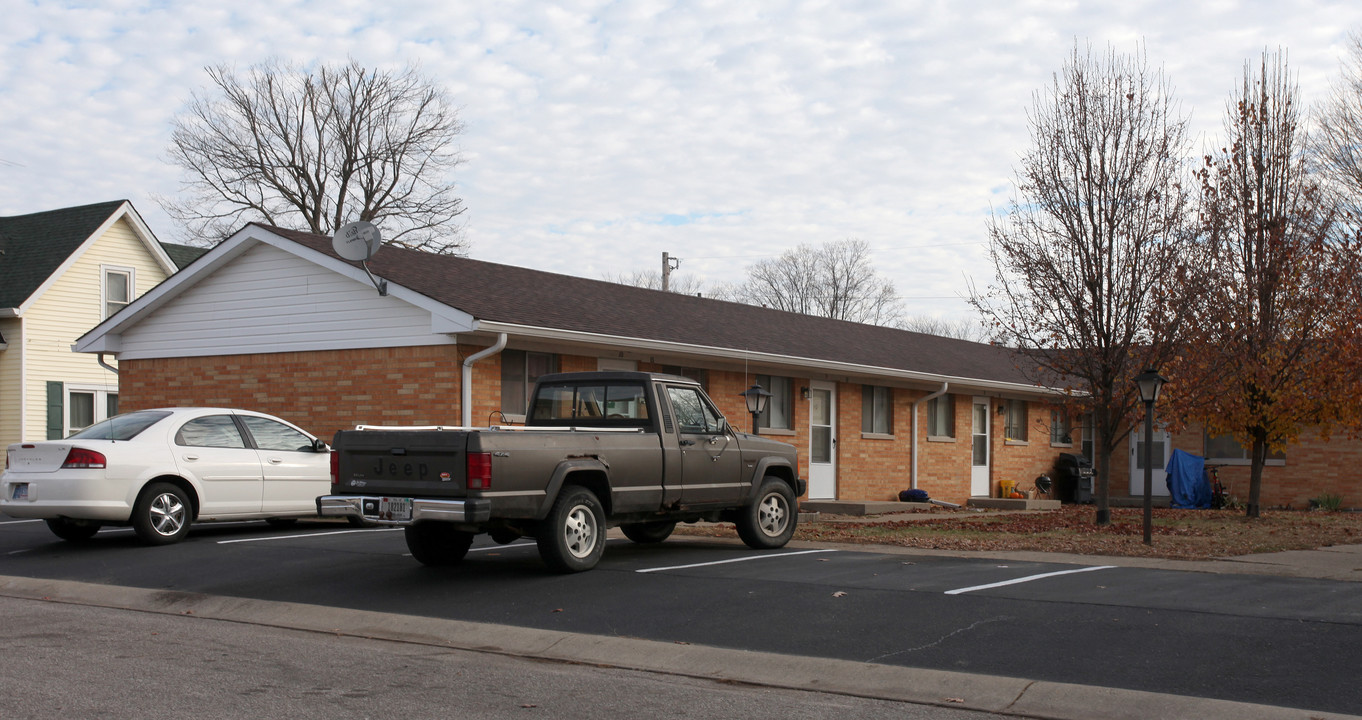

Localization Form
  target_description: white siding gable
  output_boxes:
[113,243,458,359]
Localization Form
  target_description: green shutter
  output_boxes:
[46,381,64,439]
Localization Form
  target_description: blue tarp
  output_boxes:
[1165,448,1212,509]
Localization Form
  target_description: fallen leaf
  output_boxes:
[551,608,563,613]
[832,591,847,598]
[944,697,964,704]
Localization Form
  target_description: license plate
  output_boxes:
[375,496,412,522]
[11,484,28,501]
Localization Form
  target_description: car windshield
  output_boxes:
[68,411,173,441]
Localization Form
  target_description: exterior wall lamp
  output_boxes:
[739,384,772,435]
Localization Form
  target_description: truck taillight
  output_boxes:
[467,452,492,490]
[330,450,339,487]
[62,448,106,469]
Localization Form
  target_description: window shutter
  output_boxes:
[46,381,64,439]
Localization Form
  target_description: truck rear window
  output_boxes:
[530,383,650,424]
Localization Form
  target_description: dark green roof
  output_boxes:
[0,200,129,309]
[159,242,210,269]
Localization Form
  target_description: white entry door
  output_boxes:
[971,397,990,496]
[1130,428,1171,496]
[807,381,837,499]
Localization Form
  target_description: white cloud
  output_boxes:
[2,0,1361,323]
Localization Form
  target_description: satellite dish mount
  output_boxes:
[332,221,387,296]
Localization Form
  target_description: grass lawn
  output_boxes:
[678,505,1362,560]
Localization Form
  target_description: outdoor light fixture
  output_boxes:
[739,384,772,435]
[1133,368,1167,546]
[801,386,810,400]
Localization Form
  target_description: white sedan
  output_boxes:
[2,408,332,545]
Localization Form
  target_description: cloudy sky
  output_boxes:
[4,1,1362,324]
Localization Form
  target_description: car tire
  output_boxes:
[735,477,797,549]
[620,520,676,544]
[132,482,193,545]
[404,522,475,566]
[536,485,606,573]
[45,518,100,542]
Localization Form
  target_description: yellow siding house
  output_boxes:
[0,201,201,446]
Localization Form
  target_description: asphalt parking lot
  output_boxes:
[3,516,1361,718]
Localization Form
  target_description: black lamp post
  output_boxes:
[1133,368,1168,546]
[739,384,772,435]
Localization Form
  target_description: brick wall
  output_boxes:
[120,346,1358,508]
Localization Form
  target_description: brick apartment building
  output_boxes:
[74,224,1354,508]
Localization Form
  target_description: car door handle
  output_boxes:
[679,439,695,446]
[183,454,199,461]
[266,457,283,465]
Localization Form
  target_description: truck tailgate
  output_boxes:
[333,430,469,497]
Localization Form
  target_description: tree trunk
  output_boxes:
[1094,423,1112,526]
[1246,437,1266,518]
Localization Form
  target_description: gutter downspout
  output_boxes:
[910,382,949,490]
[461,333,507,427]
[97,353,119,375]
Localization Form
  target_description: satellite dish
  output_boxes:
[333,221,383,261]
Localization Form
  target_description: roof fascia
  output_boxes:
[75,225,474,354]
[473,320,1066,398]
[15,201,136,316]
[115,202,178,274]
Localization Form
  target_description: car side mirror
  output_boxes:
[311,437,329,452]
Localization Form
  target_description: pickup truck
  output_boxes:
[318,371,803,572]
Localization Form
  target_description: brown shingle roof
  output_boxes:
[263,225,1042,388]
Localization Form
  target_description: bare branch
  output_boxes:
[159,59,466,253]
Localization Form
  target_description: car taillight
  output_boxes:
[62,448,107,469]
[330,450,339,487]
[467,452,492,490]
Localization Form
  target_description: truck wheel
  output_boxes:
[405,523,475,566]
[132,482,192,545]
[537,486,606,573]
[621,521,676,543]
[736,478,797,549]
[45,518,100,542]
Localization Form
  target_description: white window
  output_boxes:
[1004,399,1028,442]
[66,385,118,435]
[755,374,794,431]
[861,385,893,435]
[927,395,954,438]
[102,266,134,319]
[1050,409,1072,445]
[1205,433,1285,463]
[501,350,558,416]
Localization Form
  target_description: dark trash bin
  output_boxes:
[1054,453,1095,504]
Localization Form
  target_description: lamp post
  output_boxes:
[1133,368,1167,546]
[739,384,772,435]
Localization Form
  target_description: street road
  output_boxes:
[2,517,1360,715]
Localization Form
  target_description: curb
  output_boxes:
[1,574,1354,720]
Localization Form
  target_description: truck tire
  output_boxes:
[736,477,797,549]
[132,482,193,545]
[537,485,606,573]
[405,522,475,566]
[620,521,676,543]
[45,518,100,542]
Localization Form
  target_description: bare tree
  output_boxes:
[160,59,466,253]
[736,239,903,325]
[1315,32,1362,220]
[896,315,990,342]
[607,269,708,296]
[970,43,1195,525]
[1172,51,1362,518]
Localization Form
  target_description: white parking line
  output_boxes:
[944,565,1115,595]
[217,527,402,544]
[636,549,838,573]
[469,541,536,553]
[0,519,43,525]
